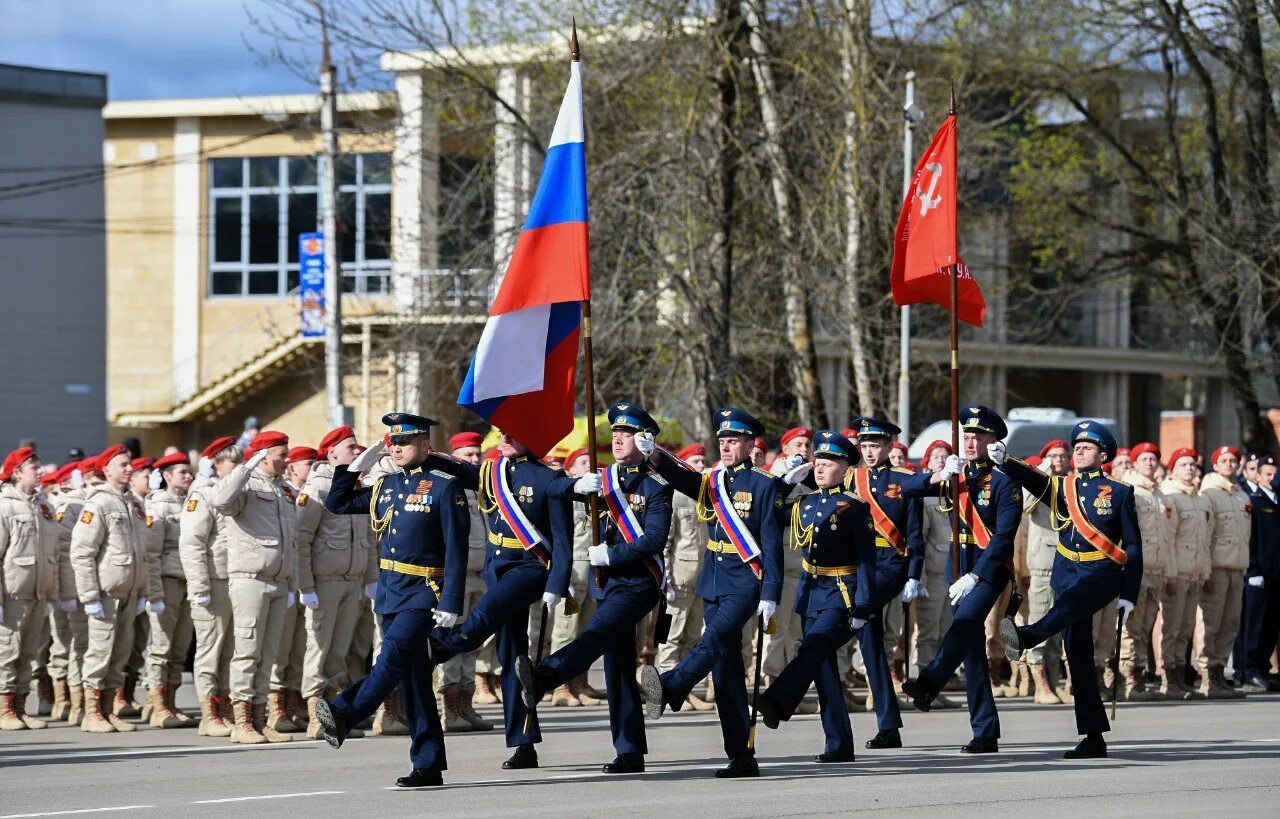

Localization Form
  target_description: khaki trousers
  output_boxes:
[656,589,704,673]
[82,593,141,691]
[228,578,290,704]
[0,597,49,694]
[147,575,194,688]
[911,566,955,671]
[1159,577,1200,669]
[761,571,803,679]
[1092,599,1119,668]
[48,606,89,686]
[124,607,148,681]
[270,599,307,693]
[1024,571,1060,666]
[440,583,490,686]
[191,578,233,698]
[1120,580,1161,672]
[301,578,365,698]
[1196,568,1244,671]
[346,599,374,682]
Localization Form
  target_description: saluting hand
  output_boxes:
[987,442,1007,465]
[635,431,656,459]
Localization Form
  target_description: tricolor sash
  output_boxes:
[708,468,763,579]
[853,468,906,555]
[600,464,665,587]
[956,474,993,549]
[1063,476,1127,565]
[489,456,550,564]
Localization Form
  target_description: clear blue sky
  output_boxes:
[2,1,315,100]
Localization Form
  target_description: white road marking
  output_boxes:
[190,791,343,804]
[0,807,154,818]
[0,738,326,764]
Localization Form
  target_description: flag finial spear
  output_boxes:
[571,17,580,62]
[949,83,956,116]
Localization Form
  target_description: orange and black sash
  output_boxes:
[853,468,906,555]
[955,474,993,549]
[1063,476,1127,565]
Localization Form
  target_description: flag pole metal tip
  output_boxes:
[570,17,580,61]
[949,83,956,116]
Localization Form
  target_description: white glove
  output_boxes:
[148,468,163,492]
[783,455,813,486]
[364,582,377,599]
[246,449,270,471]
[300,591,320,609]
[59,599,77,612]
[84,601,105,620]
[588,544,611,567]
[1116,598,1135,625]
[987,442,1007,465]
[432,609,459,628]
[135,598,147,615]
[574,472,603,495]
[1248,575,1265,588]
[919,584,930,599]
[286,592,296,607]
[147,599,165,615]
[948,572,978,605]
[901,578,922,603]
[665,587,676,605]
[850,616,867,631]
[197,457,214,479]
[349,441,386,474]
[69,469,85,490]
[635,431,656,458]
[192,593,211,608]
[756,599,777,628]
[542,592,562,612]
[1036,456,1053,474]
[939,454,964,480]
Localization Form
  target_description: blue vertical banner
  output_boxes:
[299,232,325,338]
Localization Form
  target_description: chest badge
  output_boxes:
[1093,485,1113,515]
[885,484,902,499]
[518,485,534,504]
[733,490,752,517]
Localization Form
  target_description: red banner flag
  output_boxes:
[890,114,986,327]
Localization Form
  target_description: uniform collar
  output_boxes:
[510,454,530,464]
[873,461,889,472]
[728,460,749,472]
[400,464,425,476]
[619,460,646,475]
[1078,469,1102,480]
[817,485,841,498]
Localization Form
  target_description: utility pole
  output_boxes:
[898,72,923,444]
[319,2,345,428]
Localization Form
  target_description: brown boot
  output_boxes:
[459,683,494,731]
[474,673,500,705]
[50,679,70,721]
[252,701,292,743]
[373,688,406,736]
[570,674,602,706]
[999,662,1022,698]
[267,691,299,733]
[149,685,184,728]
[1050,663,1074,704]
[199,695,233,737]
[67,685,84,726]
[80,688,116,733]
[442,684,472,732]
[218,694,234,725]
[1204,666,1233,700]
[36,674,53,716]
[551,683,581,707]
[1123,665,1155,702]
[1016,661,1031,697]
[287,689,309,728]
[140,686,156,724]
[230,700,266,744]
[1161,663,1188,700]
[685,691,715,712]
[1030,663,1062,704]
[102,689,136,732]
[0,692,28,730]
[842,682,866,712]
[169,684,194,725]
[704,678,716,703]
[115,677,141,719]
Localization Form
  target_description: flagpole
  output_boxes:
[947,88,961,584]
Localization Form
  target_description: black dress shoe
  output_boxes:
[815,750,855,763]
[753,694,782,730]
[641,665,666,720]
[901,678,936,713]
[1063,733,1107,759]
[313,698,348,749]
[1241,674,1278,693]
[602,753,644,774]
[998,617,1024,663]
[960,737,998,754]
[865,729,902,749]
[515,655,542,710]
[714,755,760,778]
[426,635,451,666]
[396,768,443,788]
[502,744,539,770]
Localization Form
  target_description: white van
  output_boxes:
[906,408,1123,461]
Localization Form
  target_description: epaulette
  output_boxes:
[752,467,775,478]
[892,467,914,475]
[429,469,454,480]
[649,473,668,486]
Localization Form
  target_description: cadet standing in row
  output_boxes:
[143,452,195,728]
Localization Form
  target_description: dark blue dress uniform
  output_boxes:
[522,402,671,769]
[644,408,785,770]
[1243,459,1280,688]
[757,430,877,760]
[845,417,925,741]
[999,421,1142,746]
[322,413,469,778]
[422,444,572,760]
[901,405,1021,747]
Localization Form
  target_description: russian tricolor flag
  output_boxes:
[458,61,590,457]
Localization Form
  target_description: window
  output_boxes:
[207,154,393,297]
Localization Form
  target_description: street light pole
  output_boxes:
[897,71,918,445]
[319,2,345,428]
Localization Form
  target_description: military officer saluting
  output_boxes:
[514,402,673,774]
[753,430,877,762]
[638,407,791,779]
[313,413,469,789]
[845,417,925,750]
[901,405,1022,754]
[993,421,1142,759]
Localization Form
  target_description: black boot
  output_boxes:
[865,728,902,749]
[901,678,936,712]
[395,768,443,788]
[602,752,645,773]
[815,750,855,763]
[714,754,760,778]
[1063,733,1107,759]
[960,736,998,754]
[998,617,1024,663]
[426,635,451,666]
[313,699,349,749]
[502,743,539,770]
[514,655,544,710]
[753,694,782,730]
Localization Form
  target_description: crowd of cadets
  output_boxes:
[0,420,1277,747]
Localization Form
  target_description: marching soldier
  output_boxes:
[638,407,792,778]
[1197,446,1250,698]
[901,405,1022,754]
[314,413,470,788]
[1158,448,1211,699]
[143,452,196,728]
[1241,455,1280,692]
[658,443,713,710]
[753,430,876,762]
[514,403,672,773]
[48,456,98,725]
[1119,442,1171,701]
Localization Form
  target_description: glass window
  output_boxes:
[210,270,241,295]
[287,192,317,263]
[287,156,316,186]
[338,194,357,265]
[213,198,242,263]
[248,194,279,264]
[211,158,242,188]
[249,156,279,188]
[248,269,279,295]
[364,153,392,184]
[365,192,391,261]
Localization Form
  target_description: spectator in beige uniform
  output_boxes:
[210,430,298,744]
[0,448,59,730]
[71,445,154,733]
[659,444,713,711]
[114,456,156,721]
[764,429,814,691]
[1119,442,1171,700]
[1159,448,1212,700]
[1015,443,1070,704]
[1110,448,1132,483]
[1196,446,1250,698]
[142,452,196,728]
[48,456,98,725]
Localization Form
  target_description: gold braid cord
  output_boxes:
[1048,474,1072,532]
[694,474,716,524]
[369,476,391,541]
[477,459,498,514]
[790,501,814,552]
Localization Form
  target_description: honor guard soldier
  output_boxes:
[514,402,673,774]
[845,417,925,750]
[417,426,573,772]
[992,421,1142,759]
[638,407,790,779]
[753,430,876,762]
[314,413,469,788]
[1242,455,1280,692]
[901,405,1022,754]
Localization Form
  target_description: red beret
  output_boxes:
[200,436,237,460]
[753,437,767,451]
[919,440,953,470]
[892,441,909,454]
[1115,447,1130,458]
[153,452,190,470]
[76,456,98,475]
[1167,447,1199,471]
[1038,439,1068,459]
[39,469,61,486]
[1101,461,1113,474]
[449,432,484,452]
[248,430,288,454]
[287,446,318,464]
[676,443,707,461]
[1210,446,1241,465]
[96,445,129,473]
[840,428,857,439]
[131,457,153,472]
[1130,442,1160,461]
[0,447,35,481]
[565,447,589,464]
[780,427,813,447]
[1026,455,1043,469]
[318,426,355,458]
[48,462,77,486]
